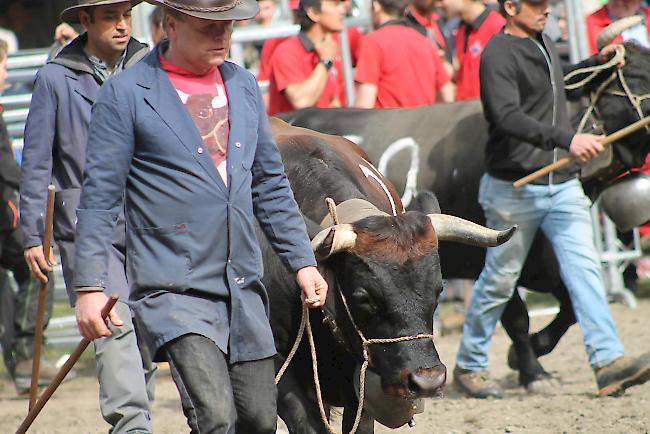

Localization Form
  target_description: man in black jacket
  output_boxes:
[454,0,650,398]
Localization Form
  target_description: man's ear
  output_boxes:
[79,10,91,31]
[503,0,518,17]
[305,6,320,23]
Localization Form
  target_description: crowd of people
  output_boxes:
[0,0,649,433]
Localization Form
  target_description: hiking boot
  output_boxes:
[453,365,503,399]
[13,357,61,395]
[595,352,650,397]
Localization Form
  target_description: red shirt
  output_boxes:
[257,37,286,82]
[258,28,362,85]
[335,26,364,66]
[586,6,650,54]
[406,7,447,51]
[160,54,230,184]
[455,9,505,100]
[268,33,347,115]
[354,23,450,108]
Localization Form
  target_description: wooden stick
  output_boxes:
[513,115,650,189]
[29,185,56,410]
[16,294,119,434]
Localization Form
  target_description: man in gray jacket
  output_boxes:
[20,1,153,432]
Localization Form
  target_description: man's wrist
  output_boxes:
[75,286,105,293]
[318,58,333,71]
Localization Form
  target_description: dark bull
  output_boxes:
[260,119,514,433]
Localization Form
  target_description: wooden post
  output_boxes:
[513,115,650,189]
[16,295,119,434]
[29,185,56,410]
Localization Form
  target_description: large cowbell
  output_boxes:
[353,366,425,429]
[599,171,650,232]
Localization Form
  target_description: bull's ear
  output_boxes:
[311,224,357,259]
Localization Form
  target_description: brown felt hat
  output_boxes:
[61,0,143,24]
[145,0,259,21]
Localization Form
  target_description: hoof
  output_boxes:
[507,344,518,370]
[525,375,561,395]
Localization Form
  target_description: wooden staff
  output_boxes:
[514,115,650,189]
[16,294,119,434]
[29,185,56,410]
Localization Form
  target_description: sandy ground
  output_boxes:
[1,300,650,434]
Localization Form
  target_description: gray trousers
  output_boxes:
[59,237,154,434]
[95,301,155,434]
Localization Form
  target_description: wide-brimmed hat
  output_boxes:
[146,0,259,21]
[61,0,143,24]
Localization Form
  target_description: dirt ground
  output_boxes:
[2,300,649,434]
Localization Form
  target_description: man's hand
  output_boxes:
[314,34,338,63]
[296,266,328,308]
[599,44,625,68]
[76,290,123,341]
[24,245,56,283]
[54,23,78,46]
[569,133,605,162]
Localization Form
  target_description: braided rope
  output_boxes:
[162,0,241,13]
[274,303,307,385]
[565,45,650,135]
[564,45,625,90]
[275,291,434,434]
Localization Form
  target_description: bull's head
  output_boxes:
[572,20,650,209]
[310,200,514,402]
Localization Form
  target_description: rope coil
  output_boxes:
[564,45,650,135]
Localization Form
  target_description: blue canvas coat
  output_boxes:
[74,47,316,362]
[19,35,148,304]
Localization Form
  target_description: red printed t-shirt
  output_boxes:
[455,9,505,100]
[160,54,230,185]
[354,23,450,108]
[268,33,346,115]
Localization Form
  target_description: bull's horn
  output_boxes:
[597,15,643,51]
[311,224,357,259]
[428,214,516,247]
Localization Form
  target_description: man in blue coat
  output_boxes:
[74,0,328,432]
[19,1,154,432]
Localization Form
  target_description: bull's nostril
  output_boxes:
[407,368,447,396]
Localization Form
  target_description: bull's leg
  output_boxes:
[528,284,577,358]
[342,406,374,434]
[276,362,330,434]
[500,291,553,388]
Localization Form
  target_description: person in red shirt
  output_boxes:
[257,0,361,112]
[354,0,454,108]
[439,0,505,100]
[268,0,347,115]
[405,0,448,52]
[586,0,650,54]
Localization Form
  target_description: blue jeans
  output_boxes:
[164,333,277,434]
[456,174,624,371]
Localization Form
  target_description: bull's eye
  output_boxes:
[351,287,378,320]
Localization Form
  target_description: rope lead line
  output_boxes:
[276,299,435,434]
